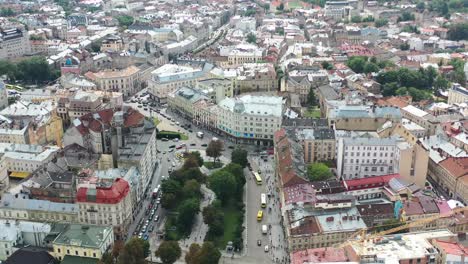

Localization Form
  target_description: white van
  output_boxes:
[262,225,268,234]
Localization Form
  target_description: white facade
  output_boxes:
[337,137,401,180]
[216,95,283,145]
[0,28,30,59]
[448,83,468,105]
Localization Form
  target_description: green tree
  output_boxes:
[363,62,380,73]
[362,16,374,22]
[306,162,332,181]
[183,155,201,170]
[448,23,468,41]
[347,56,368,73]
[397,11,415,22]
[350,15,362,23]
[89,41,102,53]
[222,163,245,198]
[182,179,201,199]
[321,61,333,70]
[185,243,201,264]
[155,241,182,264]
[208,170,236,204]
[161,179,181,209]
[99,252,114,264]
[117,15,134,27]
[206,140,223,164]
[231,148,248,168]
[117,237,147,264]
[374,18,388,28]
[177,198,200,234]
[277,3,284,10]
[195,242,221,264]
[416,1,425,11]
[434,76,450,90]
[0,8,15,17]
[307,87,317,107]
[203,201,224,236]
[382,82,399,96]
[246,33,256,44]
[400,43,410,51]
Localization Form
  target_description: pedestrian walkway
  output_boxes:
[179,184,215,250]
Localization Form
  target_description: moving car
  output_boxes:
[257,240,261,246]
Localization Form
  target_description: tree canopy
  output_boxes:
[117,238,147,264]
[448,23,468,41]
[0,57,59,83]
[117,15,134,27]
[155,241,182,264]
[246,33,257,44]
[184,242,221,264]
[206,140,224,164]
[307,162,332,181]
[231,147,248,168]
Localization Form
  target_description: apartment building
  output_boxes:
[167,86,212,120]
[401,105,441,136]
[448,83,468,105]
[0,101,63,147]
[85,66,142,97]
[0,80,8,110]
[76,178,132,240]
[0,193,78,223]
[63,108,157,195]
[0,28,30,59]
[436,157,468,204]
[57,90,103,123]
[100,35,123,52]
[336,135,429,187]
[52,224,114,261]
[329,105,402,131]
[287,207,367,251]
[235,63,277,93]
[296,128,336,163]
[220,44,265,66]
[0,220,52,261]
[217,95,283,145]
[0,116,29,144]
[197,78,233,103]
[148,63,212,103]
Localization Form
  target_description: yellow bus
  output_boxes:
[254,172,262,185]
[261,193,266,208]
[257,210,263,221]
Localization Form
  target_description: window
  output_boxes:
[93,253,96,258]
[75,251,78,255]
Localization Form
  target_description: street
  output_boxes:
[123,91,287,263]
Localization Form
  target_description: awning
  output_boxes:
[9,171,30,178]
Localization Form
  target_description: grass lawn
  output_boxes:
[213,200,242,248]
[304,108,321,118]
[153,117,160,126]
[287,0,301,9]
[203,161,223,170]
[180,133,189,140]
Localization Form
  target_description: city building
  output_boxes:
[0,80,8,110]
[219,44,265,66]
[432,239,468,264]
[296,128,336,163]
[235,63,277,94]
[85,66,142,98]
[52,224,113,261]
[217,95,284,145]
[0,101,64,147]
[350,230,455,263]
[329,105,402,132]
[76,178,131,240]
[197,78,233,103]
[148,63,213,103]
[448,83,468,105]
[0,28,30,59]
[0,193,78,223]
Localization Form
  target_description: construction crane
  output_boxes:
[335,206,468,255]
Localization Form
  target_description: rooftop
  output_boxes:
[402,105,429,118]
[0,193,78,213]
[291,247,357,264]
[315,207,367,233]
[219,95,283,117]
[76,178,130,204]
[53,224,112,249]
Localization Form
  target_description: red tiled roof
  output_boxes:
[124,108,145,127]
[403,200,424,215]
[76,178,130,204]
[290,216,321,236]
[283,183,316,205]
[344,174,399,190]
[274,129,308,188]
[434,240,468,256]
[291,247,354,264]
[440,157,468,178]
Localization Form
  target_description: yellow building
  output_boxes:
[52,224,114,261]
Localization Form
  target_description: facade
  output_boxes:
[0,101,64,147]
[52,224,114,261]
[219,44,265,66]
[85,66,142,97]
[401,105,438,136]
[447,83,468,105]
[437,157,468,204]
[0,80,8,110]
[217,95,283,145]
[197,78,233,103]
[235,63,277,93]
[329,105,402,132]
[0,28,30,59]
[148,63,211,102]
[0,193,78,223]
[296,128,336,163]
[76,178,132,240]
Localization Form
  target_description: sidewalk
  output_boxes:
[179,184,215,250]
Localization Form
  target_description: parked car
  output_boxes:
[201,143,208,147]
[257,240,262,246]
[169,145,176,148]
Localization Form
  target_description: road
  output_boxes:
[243,155,288,264]
[124,92,288,263]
